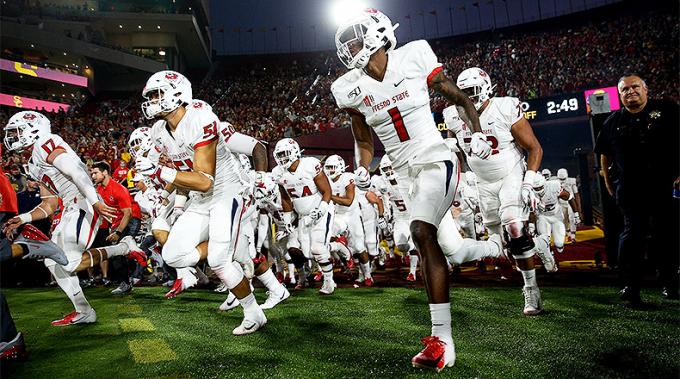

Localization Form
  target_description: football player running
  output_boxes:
[445,67,556,316]
[272,138,336,295]
[331,9,495,371]
[138,70,266,335]
[556,168,581,242]
[3,111,144,326]
[324,155,374,286]
[533,176,572,253]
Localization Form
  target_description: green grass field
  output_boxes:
[2,286,679,378]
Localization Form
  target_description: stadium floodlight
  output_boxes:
[159,50,166,56]
[329,0,367,25]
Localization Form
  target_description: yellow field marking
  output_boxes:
[120,317,156,332]
[117,304,143,313]
[127,339,177,363]
[574,227,605,242]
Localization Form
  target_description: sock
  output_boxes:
[320,262,334,282]
[101,242,128,258]
[239,293,259,315]
[48,264,92,313]
[521,269,537,287]
[360,262,372,279]
[257,268,283,292]
[410,254,419,275]
[329,242,351,260]
[429,303,452,346]
[287,263,296,282]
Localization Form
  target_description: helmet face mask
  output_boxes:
[273,138,301,169]
[323,155,345,180]
[335,9,399,70]
[141,71,192,120]
[3,111,51,152]
[533,175,546,197]
[379,156,396,181]
[128,127,153,159]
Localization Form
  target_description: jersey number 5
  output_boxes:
[388,107,410,142]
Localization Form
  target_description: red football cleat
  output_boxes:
[51,311,78,326]
[313,272,323,282]
[127,250,147,267]
[406,273,416,282]
[20,224,50,241]
[294,281,306,290]
[364,278,374,287]
[411,336,454,373]
[165,278,184,299]
[0,332,26,361]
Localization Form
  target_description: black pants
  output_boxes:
[0,212,18,343]
[618,198,680,293]
[109,218,142,284]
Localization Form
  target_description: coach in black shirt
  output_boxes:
[595,74,679,304]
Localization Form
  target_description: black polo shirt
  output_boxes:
[594,99,679,207]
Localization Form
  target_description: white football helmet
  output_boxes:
[239,154,252,172]
[533,175,546,197]
[335,8,399,70]
[541,168,552,180]
[323,155,346,180]
[128,127,154,159]
[456,67,496,110]
[379,155,396,181]
[3,111,51,152]
[557,168,568,181]
[273,138,301,169]
[465,171,477,186]
[141,70,193,119]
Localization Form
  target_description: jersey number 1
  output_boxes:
[388,107,410,142]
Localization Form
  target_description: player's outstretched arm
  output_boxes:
[430,71,482,134]
[350,113,374,169]
[511,118,543,172]
[161,141,217,193]
[331,182,355,206]
[3,184,58,238]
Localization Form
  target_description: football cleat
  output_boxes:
[411,336,455,372]
[522,286,543,316]
[111,281,133,295]
[232,309,267,336]
[319,280,336,295]
[313,271,323,282]
[534,235,557,273]
[214,283,229,293]
[406,273,416,282]
[165,278,185,299]
[364,278,374,287]
[51,309,96,326]
[0,332,26,361]
[294,280,307,290]
[275,272,284,283]
[261,288,291,310]
[14,225,68,265]
[219,292,240,311]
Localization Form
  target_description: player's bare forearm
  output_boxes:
[279,185,293,212]
[314,173,332,203]
[330,195,352,206]
[251,142,268,171]
[174,142,217,192]
[350,113,374,169]
[430,71,482,133]
[511,118,543,172]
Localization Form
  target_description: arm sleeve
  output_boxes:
[225,131,260,155]
[52,153,100,205]
[256,213,270,250]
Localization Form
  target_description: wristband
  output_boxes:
[174,194,188,209]
[18,213,32,224]
[159,167,178,184]
[523,170,536,185]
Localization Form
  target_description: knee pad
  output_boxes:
[152,217,170,233]
[506,234,535,259]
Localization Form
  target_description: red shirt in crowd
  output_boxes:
[96,178,133,230]
[0,146,18,214]
[112,166,129,183]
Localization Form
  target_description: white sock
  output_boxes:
[320,262,334,282]
[239,293,259,315]
[48,264,92,313]
[360,262,372,279]
[101,242,128,258]
[521,269,538,288]
[257,268,284,293]
[329,242,351,260]
[410,254,419,275]
[429,303,452,346]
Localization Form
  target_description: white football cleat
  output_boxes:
[219,292,240,311]
[232,309,267,335]
[522,286,543,316]
[261,288,290,310]
[319,279,336,295]
[534,235,557,273]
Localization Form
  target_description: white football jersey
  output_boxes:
[273,157,323,215]
[538,179,564,216]
[331,40,451,172]
[330,172,358,214]
[27,133,92,206]
[443,97,525,183]
[371,174,409,220]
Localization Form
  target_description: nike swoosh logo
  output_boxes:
[73,291,81,296]
[227,298,236,306]
[433,323,444,326]
[394,79,405,87]
[488,121,495,125]
[244,322,257,330]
